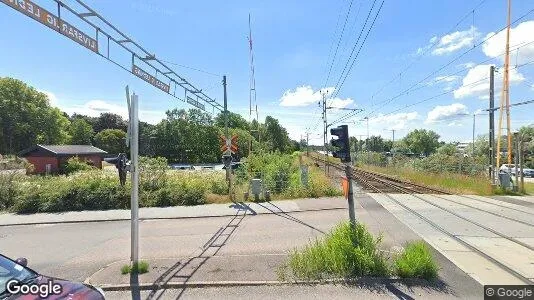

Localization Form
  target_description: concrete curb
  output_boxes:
[96,277,432,291]
[0,206,347,227]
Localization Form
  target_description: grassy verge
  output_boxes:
[121,261,149,275]
[360,164,492,195]
[394,241,438,280]
[234,152,341,202]
[279,222,439,281]
[524,182,534,195]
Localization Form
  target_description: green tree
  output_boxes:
[94,129,126,154]
[215,111,250,131]
[437,143,457,156]
[0,77,70,154]
[93,113,127,133]
[402,129,441,156]
[264,116,290,153]
[69,118,94,145]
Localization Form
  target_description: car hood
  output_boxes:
[8,275,104,300]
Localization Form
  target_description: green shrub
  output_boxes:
[394,241,438,280]
[140,156,168,191]
[0,170,24,210]
[62,157,95,175]
[284,222,389,281]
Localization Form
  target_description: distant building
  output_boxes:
[18,145,107,174]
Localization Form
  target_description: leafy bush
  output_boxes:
[61,157,95,175]
[238,152,340,199]
[394,241,438,280]
[0,170,24,209]
[282,222,389,280]
[356,152,387,167]
[139,156,168,191]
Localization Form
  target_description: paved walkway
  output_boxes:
[0,197,346,226]
[369,193,534,286]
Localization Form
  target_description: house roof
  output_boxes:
[18,145,107,156]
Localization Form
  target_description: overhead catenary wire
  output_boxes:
[327,57,534,127]
[367,0,488,106]
[323,0,356,89]
[159,60,221,77]
[331,0,381,99]
[364,7,534,118]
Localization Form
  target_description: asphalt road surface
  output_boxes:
[0,194,482,299]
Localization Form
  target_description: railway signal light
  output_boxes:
[104,153,129,186]
[330,125,351,163]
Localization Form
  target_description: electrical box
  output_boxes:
[499,172,511,189]
[251,178,262,196]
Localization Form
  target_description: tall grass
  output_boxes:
[394,241,438,280]
[361,165,492,195]
[236,152,341,200]
[281,222,440,281]
[283,222,389,280]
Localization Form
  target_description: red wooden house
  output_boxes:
[18,145,107,174]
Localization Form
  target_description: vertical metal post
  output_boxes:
[472,114,476,155]
[130,93,139,265]
[306,133,309,156]
[223,76,229,138]
[345,164,356,228]
[489,66,496,185]
[223,75,233,201]
[323,92,328,174]
[514,133,519,192]
[519,139,524,193]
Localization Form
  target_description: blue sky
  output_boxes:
[1,0,533,145]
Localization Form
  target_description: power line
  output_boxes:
[159,60,221,77]
[332,0,384,99]
[367,0,488,106]
[377,59,534,118]
[365,6,534,117]
[323,0,355,88]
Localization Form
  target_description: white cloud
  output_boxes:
[432,26,479,56]
[61,100,166,124]
[448,121,463,127]
[279,85,353,108]
[39,90,59,107]
[483,21,534,64]
[370,112,418,130]
[453,64,524,99]
[459,62,475,69]
[425,103,468,124]
[434,75,459,83]
[279,85,327,107]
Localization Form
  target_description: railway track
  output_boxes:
[309,154,534,284]
[310,155,449,194]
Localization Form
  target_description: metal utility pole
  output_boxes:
[472,114,476,155]
[519,138,524,193]
[248,14,259,155]
[306,132,309,156]
[489,66,496,184]
[365,117,370,142]
[497,0,513,167]
[128,90,140,266]
[322,92,328,174]
[514,132,519,192]
[223,75,233,201]
[345,163,356,228]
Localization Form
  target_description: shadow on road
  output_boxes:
[145,203,248,300]
[255,201,325,234]
[342,277,451,300]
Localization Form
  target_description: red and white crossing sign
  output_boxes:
[220,135,238,155]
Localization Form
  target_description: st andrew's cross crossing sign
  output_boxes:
[220,135,238,155]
